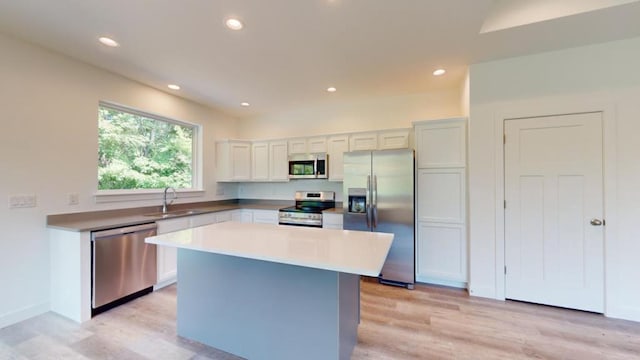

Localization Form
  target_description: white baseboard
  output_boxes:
[606,306,640,323]
[153,277,177,291]
[467,284,502,300]
[0,301,49,329]
[416,276,467,289]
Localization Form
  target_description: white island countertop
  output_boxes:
[145,221,393,277]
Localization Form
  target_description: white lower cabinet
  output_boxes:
[155,217,191,289]
[322,213,343,229]
[251,209,278,224]
[231,209,278,224]
[416,222,466,287]
[156,210,236,289]
[189,213,218,228]
[216,210,233,223]
[417,168,465,223]
[232,209,253,223]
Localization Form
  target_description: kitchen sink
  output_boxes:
[143,209,205,218]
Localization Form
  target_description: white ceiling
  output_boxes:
[0,0,639,118]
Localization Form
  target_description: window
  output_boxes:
[98,102,199,191]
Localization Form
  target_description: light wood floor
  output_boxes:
[1,280,639,359]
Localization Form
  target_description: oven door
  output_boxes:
[288,159,317,179]
[278,210,323,227]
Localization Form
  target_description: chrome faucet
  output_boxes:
[162,187,177,213]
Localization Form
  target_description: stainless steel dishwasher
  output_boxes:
[91,223,157,315]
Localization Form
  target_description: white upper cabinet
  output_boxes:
[288,137,327,154]
[415,119,466,168]
[217,139,289,182]
[216,128,411,183]
[288,138,307,155]
[327,135,349,182]
[378,129,410,150]
[216,140,251,181]
[253,140,289,182]
[269,141,289,181]
[251,142,270,181]
[348,130,410,151]
[308,137,328,153]
[349,132,378,151]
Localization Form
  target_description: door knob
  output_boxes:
[590,218,604,226]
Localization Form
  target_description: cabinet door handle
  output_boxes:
[590,218,604,226]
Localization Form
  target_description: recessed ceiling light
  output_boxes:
[327,87,337,92]
[225,18,244,30]
[98,36,119,47]
[240,102,250,107]
[433,69,446,76]
[168,84,181,90]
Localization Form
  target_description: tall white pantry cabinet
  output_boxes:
[413,118,468,288]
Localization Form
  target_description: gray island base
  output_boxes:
[178,249,359,360]
[145,222,393,360]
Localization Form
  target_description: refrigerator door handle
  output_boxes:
[372,175,378,228]
[366,175,372,228]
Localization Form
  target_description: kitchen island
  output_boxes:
[145,221,393,360]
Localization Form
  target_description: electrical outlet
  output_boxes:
[8,194,37,209]
[68,193,79,205]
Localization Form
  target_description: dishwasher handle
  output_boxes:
[91,223,157,240]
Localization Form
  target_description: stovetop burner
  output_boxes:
[280,191,336,213]
[279,205,325,214]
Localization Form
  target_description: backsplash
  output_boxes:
[238,180,343,201]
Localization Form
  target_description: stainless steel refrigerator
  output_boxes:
[343,149,415,289]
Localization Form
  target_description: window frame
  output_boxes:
[95,101,204,203]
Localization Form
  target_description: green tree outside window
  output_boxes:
[98,104,194,190]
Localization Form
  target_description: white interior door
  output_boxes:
[504,112,604,312]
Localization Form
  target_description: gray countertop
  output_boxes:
[47,199,292,232]
[322,207,344,214]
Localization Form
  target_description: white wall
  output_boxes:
[0,33,239,328]
[469,36,640,321]
[239,180,344,202]
[460,71,470,117]
[237,90,462,140]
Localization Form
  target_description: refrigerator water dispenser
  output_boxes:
[347,188,367,214]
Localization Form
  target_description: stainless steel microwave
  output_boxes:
[288,154,328,179]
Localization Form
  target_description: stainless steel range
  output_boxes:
[278,191,336,228]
